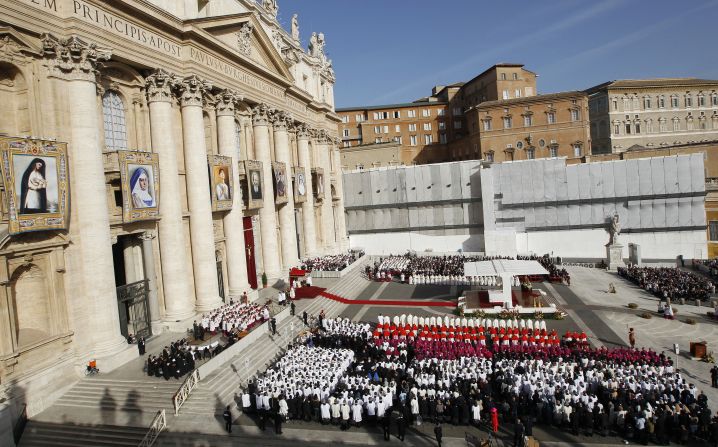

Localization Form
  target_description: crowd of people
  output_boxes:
[199,302,269,335]
[144,338,198,381]
[240,313,716,445]
[301,250,365,272]
[366,253,570,287]
[618,265,716,303]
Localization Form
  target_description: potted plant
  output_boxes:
[261,272,268,288]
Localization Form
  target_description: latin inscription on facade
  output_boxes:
[16,0,182,58]
[188,47,284,99]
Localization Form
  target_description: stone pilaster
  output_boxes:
[296,124,317,257]
[331,141,349,250]
[145,69,194,321]
[178,75,222,312]
[252,104,282,279]
[271,111,299,269]
[139,231,161,332]
[41,34,126,356]
[317,131,335,253]
[215,89,252,297]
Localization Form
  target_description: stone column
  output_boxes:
[145,69,194,321]
[41,34,125,355]
[271,111,299,269]
[122,238,137,284]
[139,231,161,331]
[317,132,336,253]
[331,143,349,250]
[252,104,282,279]
[178,76,222,312]
[215,90,252,297]
[296,125,317,257]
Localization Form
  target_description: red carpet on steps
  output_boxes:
[319,291,456,307]
[292,286,326,299]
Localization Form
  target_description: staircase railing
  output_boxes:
[172,369,200,415]
[137,409,166,447]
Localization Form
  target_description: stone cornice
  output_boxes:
[41,33,111,83]
[177,75,212,108]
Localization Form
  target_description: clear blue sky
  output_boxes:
[277,0,718,109]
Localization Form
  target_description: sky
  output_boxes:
[276,0,718,109]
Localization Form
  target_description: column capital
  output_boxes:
[252,103,271,126]
[41,33,111,82]
[216,89,244,117]
[177,75,212,108]
[296,123,312,140]
[145,68,178,104]
[270,110,292,131]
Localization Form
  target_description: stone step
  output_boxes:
[19,423,146,447]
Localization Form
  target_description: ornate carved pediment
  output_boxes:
[0,27,40,65]
[237,22,254,57]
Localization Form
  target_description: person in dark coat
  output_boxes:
[524,415,533,437]
[138,337,146,356]
[382,415,391,441]
[396,409,406,441]
[223,405,232,433]
[434,421,443,447]
[303,310,308,325]
[290,301,296,316]
[513,418,525,447]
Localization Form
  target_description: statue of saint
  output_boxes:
[291,14,300,41]
[609,213,621,245]
[263,0,278,18]
[308,32,318,57]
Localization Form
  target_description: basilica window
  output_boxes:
[549,146,558,158]
[698,94,706,107]
[102,91,127,151]
[526,148,535,159]
[485,151,494,162]
[670,95,679,108]
[672,117,680,131]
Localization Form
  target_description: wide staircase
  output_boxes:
[18,263,368,446]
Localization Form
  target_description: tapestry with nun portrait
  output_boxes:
[293,166,306,204]
[0,136,69,235]
[272,161,288,205]
[244,160,263,209]
[209,155,233,212]
[118,151,160,223]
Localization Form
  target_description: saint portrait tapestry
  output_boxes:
[244,159,263,209]
[312,167,325,200]
[0,136,69,235]
[272,161,288,205]
[293,166,306,203]
[209,155,233,212]
[118,151,160,223]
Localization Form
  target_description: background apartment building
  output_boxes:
[454,91,590,163]
[337,99,449,169]
[586,78,718,154]
[337,64,539,169]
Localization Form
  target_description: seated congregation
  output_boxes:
[367,253,569,286]
[300,250,365,272]
[241,314,714,444]
[618,265,716,303]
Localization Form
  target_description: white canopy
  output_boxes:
[463,259,549,277]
